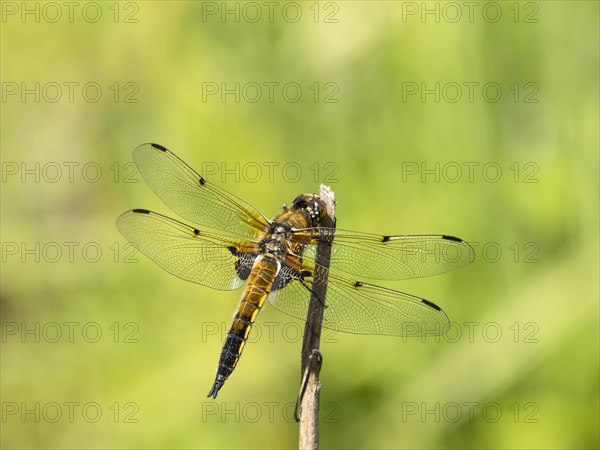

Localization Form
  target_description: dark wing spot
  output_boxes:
[382,235,391,242]
[150,143,167,152]
[300,270,312,279]
[421,299,442,311]
[193,228,200,236]
[132,208,150,214]
[199,177,206,186]
[231,250,256,281]
[354,281,363,287]
[442,235,462,243]
[273,263,303,291]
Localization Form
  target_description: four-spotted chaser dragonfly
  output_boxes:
[116,143,474,398]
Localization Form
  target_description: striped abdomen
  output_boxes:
[207,255,279,398]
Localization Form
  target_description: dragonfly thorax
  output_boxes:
[258,194,327,259]
[259,222,294,258]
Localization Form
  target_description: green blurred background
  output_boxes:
[1,1,598,448]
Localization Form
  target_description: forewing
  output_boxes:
[116,209,258,290]
[267,265,449,336]
[132,143,269,238]
[298,228,475,280]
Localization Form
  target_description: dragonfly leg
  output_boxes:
[294,349,323,422]
[299,275,328,309]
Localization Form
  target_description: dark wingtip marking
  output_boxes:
[199,177,206,186]
[193,228,200,236]
[132,208,150,214]
[421,299,442,311]
[150,143,167,152]
[442,235,462,242]
[354,281,363,287]
[382,235,391,242]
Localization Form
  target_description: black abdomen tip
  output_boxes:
[207,376,226,399]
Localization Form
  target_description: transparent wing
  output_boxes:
[297,228,475,280]
[132,143,269,238]
[116,209,258,290]
[267,265,449,336]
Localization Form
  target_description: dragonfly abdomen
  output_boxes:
[207,256,280,398]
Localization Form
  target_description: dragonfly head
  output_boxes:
[290,194,327,227]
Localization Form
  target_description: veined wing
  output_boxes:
[132,143,269,238]
[296,228,475,281]
[116,209,258,290]
[267,265,449,336]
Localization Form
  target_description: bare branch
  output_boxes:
[298,185,336,450]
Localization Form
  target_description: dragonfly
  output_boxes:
[116,143,475,398]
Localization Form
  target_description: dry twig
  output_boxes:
[298,185,336,450]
